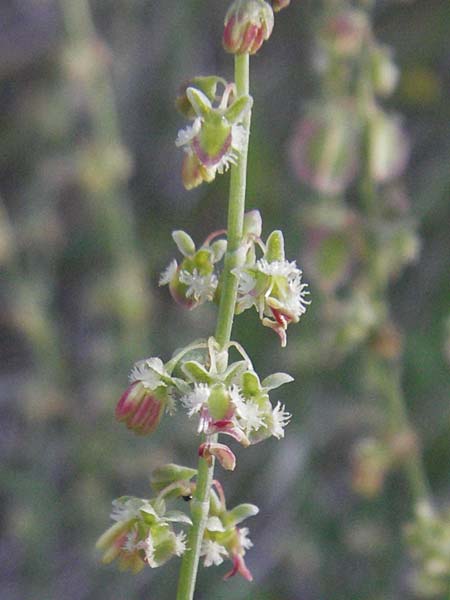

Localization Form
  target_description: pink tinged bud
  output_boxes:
[223,554,253,581]
[115,382,166,435]
[223,0,274,55]
[199,442,236,471]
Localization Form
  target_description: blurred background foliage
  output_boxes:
[0,0,449,599]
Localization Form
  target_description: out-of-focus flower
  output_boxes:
[367,109,410,183]
[351,438,391,498]
[115,358,174,435]
[234,230,310,346]
[405,502,450,597]
[223,0,274,55]
[319,9,368,57]
[370,45,399,97]
[159,229,226,309]
[176,84,252,189]
[289,103,359,196]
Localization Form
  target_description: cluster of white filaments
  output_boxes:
[237,258,311,322]
[128,357,165,388]
[179,269,218,303]
[201,539,229,567]
[180,382,290,441]
[159,259,178,286]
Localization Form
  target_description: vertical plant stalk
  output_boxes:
[176,54,251,600]
[359,90,430,507]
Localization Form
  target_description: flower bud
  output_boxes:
[243,209,262,238]
[223,0,274,55]
[116,382,168,435]
[115,358,172,435]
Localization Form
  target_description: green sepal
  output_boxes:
[172,230,196,256]
[210,239,227,263]
[262,372,294,390]
[228,503,259,525]
[223,360,249,386]
[151,464,197,493]
[225,95,253,124]
[191,75,227,102]
[241,371,261,396]
[265,230,285,262]
[164,511,193,525]
[243,209,262,238]
[208,383,231,420]
[186,87,212,118]
[182,360,212,384]
[206,516,226,532]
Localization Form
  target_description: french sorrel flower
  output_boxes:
[234,230,310,346]
[223,0,274,55]
[176,84,252,189]
[96,497,189,573]
[115,358,174,435]
[159,229,226,309]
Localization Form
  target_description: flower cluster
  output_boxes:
[96,496,190,573]
[113,338,293,470]
[159,212,310,345]
[176,76,252,189]
[97,464,259,582]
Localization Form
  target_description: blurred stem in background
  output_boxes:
[176,53,251,600]
[59,0,149,368]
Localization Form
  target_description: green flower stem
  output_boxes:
[176,53,251,600]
